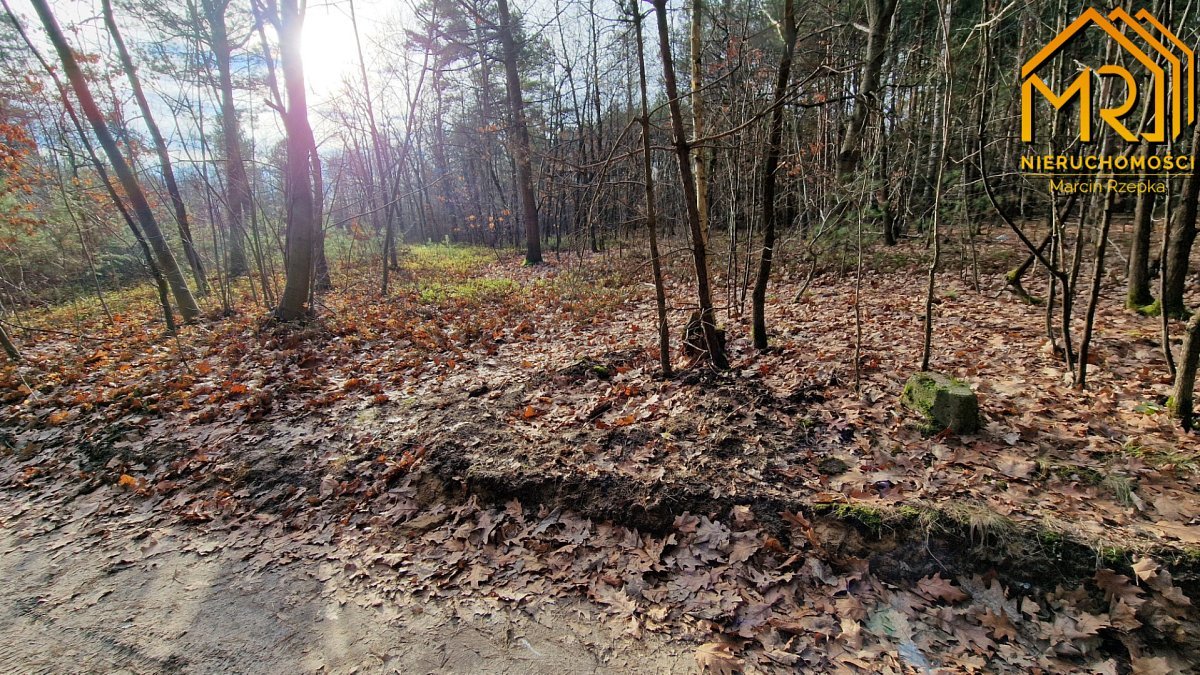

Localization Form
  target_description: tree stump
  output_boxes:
[901,372,980,434]
[681,311,725,360]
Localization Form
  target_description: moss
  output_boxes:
[900,372,980,434]
[1099,546,1128,566]
[1179,547,1200,565]
[813,502,885,533]
[1038,529,1064,546]
[1133,299,1161,317]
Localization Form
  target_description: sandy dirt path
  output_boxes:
[0,487,691,674]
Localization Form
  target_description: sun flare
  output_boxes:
[300,3,364,100]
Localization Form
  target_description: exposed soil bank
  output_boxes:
[418,437,1200,604]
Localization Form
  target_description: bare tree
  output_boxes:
[630,1,671,377]
[31,0,201,323]
[652,0,727,369]
[101,0,208,294]
[200,0,255,279]
[751,0,797,350]
[495,0,542,265]
[256,0,319,321]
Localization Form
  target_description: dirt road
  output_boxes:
[0,486,689,674]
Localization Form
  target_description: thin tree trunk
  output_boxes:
[203,0,253,279]
[920,0,951,372]
[0,321,17,361]
[102,0,207,295]
[631,2,671,378]
[1169,312,1200,429]
[32,0,200,322]
[496,0,541,265]
[1127,140,1156,309]
[751,0,796,350]
[1163,122,1200,318]
[652,0,727,370]
[689,0,710,248]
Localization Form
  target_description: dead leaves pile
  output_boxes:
[319,484,1193,673]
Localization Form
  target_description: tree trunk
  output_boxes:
[690,0,710,248]
[495,0,541,265]
[32,0,200,322]
[102,0,207,295]
[631,2,671,378]
[836,0,898,178]
[920,0,951,371]
[652,0,727,370]
[751,0,796,350]
[1163,122,1200,318]
[273,0,318,321]
[203,0,253,279]
[1127,144,1156,309]
[0,322,18,361]
[1169,311,1200,430]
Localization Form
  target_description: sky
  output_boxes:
[297,0,405,103]
[7,0,401,99]
[3,0,422,158]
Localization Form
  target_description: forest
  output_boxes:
[1,0,1199,671]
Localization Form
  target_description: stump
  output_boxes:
[681,311,726,360]
[901,372,980,434]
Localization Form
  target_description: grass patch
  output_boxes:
[534,269,631,320]
[417,278,518,305]
[401,244,494,278]
[1118,439,1199,474]
[941,501,1017,547]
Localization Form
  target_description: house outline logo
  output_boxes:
[1021,7,1195,144]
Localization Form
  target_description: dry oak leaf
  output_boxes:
[979,608,1018,641]
[694,642,743,675]
[1094,570,1146,609]
[917,573,970,603]
[1131,557,1160,583]
[1109,600,1142,632]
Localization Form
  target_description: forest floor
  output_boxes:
[2,233,1200,673]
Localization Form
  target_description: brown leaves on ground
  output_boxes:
[694,641,743,674]
[1,241,1199,671]
[917,573,970,603]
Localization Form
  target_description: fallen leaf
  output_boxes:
[917,573,969,603]
[694,642,742,674]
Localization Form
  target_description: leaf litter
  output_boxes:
[1,238,1199,671]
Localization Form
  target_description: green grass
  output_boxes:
[402,244,493,278]
[417,277,518,305]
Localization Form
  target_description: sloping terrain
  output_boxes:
[2,240,1199,671]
